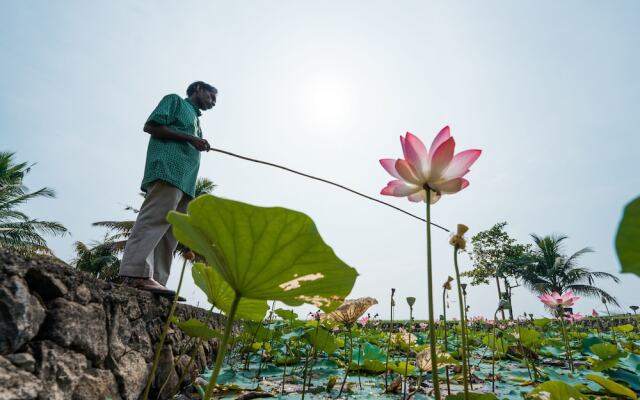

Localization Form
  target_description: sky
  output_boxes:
[1,1,639,320]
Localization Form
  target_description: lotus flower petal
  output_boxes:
[441,149,482,181]
[429,137,456,180]
[395,159,422,184]
[381,180,421,197]
[402,132,429,176]
[380,159,402,179]
[431,178,469,195]
[429,126,451,158]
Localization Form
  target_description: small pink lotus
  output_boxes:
[380,126,481,204]
[565,311,583,323]
[538,291,580,308]
[357,315,369,327]
[592,309,599,317]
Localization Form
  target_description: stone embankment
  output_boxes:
[0,250,222,400]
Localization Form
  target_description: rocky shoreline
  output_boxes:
[0,250,223,400]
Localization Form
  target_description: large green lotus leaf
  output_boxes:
[525,380,586,400]
[587,374,637,399]
[274,308,298,321]
[303,327,337,354]
[191,262,268,321]
[168,195,358,312]
[616,196,640,276]
[589,343,626,371]
[606,368,640,391]
[518,328,542,348]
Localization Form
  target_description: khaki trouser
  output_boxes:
[119,180,190,285]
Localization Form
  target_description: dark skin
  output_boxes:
[143,85,216,151]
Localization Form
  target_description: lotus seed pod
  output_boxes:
[498,299,511,310]
[456,224,469,236]
[406,297,416,307]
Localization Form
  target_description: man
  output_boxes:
[118,81,217,297]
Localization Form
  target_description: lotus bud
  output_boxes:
[391,288,396,296]
[601,297,607,304]
[184,250,196,261]
[406,297,416,307]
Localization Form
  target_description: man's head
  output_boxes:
[187,81,217,111]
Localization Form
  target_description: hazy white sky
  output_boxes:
[2,1,639,319]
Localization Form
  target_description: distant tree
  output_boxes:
[515,234,620,307]
[71,237,120,282]
[0,152,67,255]
[463,222,530,320]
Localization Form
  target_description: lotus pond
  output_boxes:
[170,309,640,400]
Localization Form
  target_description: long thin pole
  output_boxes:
[209,147,450,232]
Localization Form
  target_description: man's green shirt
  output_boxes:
[141,94,202,198]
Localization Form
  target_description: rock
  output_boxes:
[41,297,108,363]
[74,284,91,305]
[0,276,46,354]
[155,345,179,400]
[72,368,121,400]
[25,268,68,301]
[31,340,89,399]
[6,352,36,372]
[0,355,40,399]
[112,350,148,400]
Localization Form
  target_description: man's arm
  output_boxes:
[143,122,210,151]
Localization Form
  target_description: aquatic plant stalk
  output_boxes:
[453,248,470,400]
[425,187,441,399]
[384,288,395,391]
[557,309,574,373]
[403,303,414,399]
[442,288,451,394]
[203,292,241,400]
[142,258,188,400]
[337,326,354,398]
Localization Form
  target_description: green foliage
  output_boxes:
[303,327,337,354]
[192,263,269,320]
[614,324,634,333]
[275,308,298,321]
[350,342,386,372]
[514,234,621,306]
[168,195,358,312]
[616,195,640,277]
[586,374,637,399]
[0,152,67,255]
[446,393,499,400]
[518,328,542,348]
[533,318,551,329]
[171,317,220,339]
[588,343,626,372]
[525,380,586,399]
[464,222,530,286]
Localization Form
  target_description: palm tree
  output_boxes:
[0,152,67,255]
[515,234,620,307]
[72,237,121,282]
[73,177,216,277]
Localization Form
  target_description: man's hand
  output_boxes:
[190,137,211,152]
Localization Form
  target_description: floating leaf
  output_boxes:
[446,393,499,400]
[274,308,298,321]
[616,195,640,276]
[613,324,634,333]
[525,380,586,399]
[533,318,551,329]
[191,262,268,320]
[303,327,337,354]
[169,195,358,312]
[588,343,625,371]
[587,374,637,399]
[172,317,220,340]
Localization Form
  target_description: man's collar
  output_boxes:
[185,98,202,116]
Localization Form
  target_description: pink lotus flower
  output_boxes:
[565,311,583,323]
[380,126,481,204]
[592,309,599,317]
[357,315,369,327]
[538,291,580,309]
